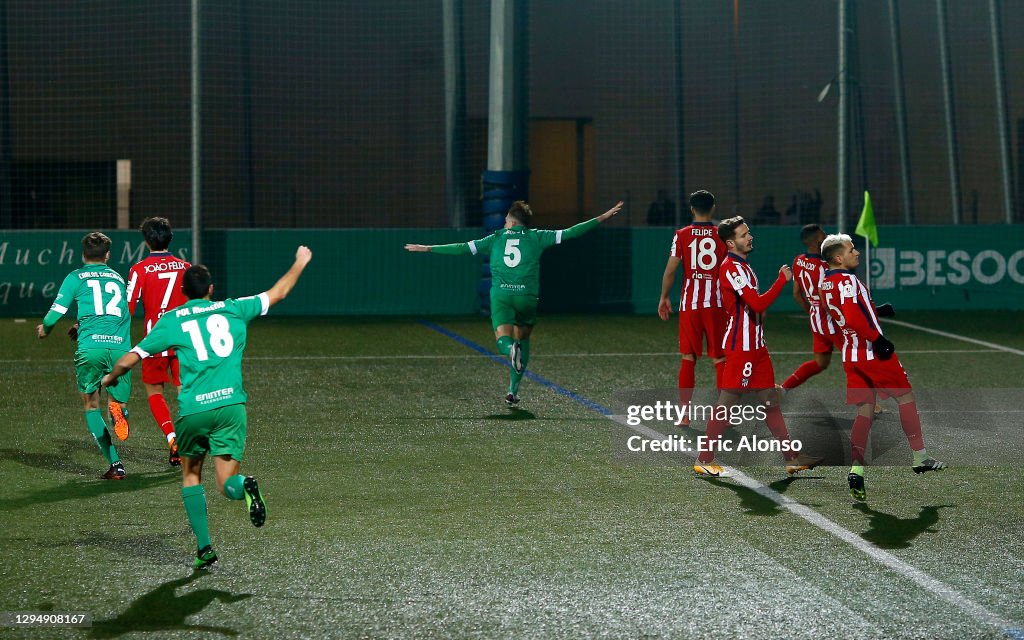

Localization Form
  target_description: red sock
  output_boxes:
[782,360,824,390]
[678,359,696,407]
[147,394,175,438]
[698,413,730,463]
[897,400,925,451]
[850,414,873,464]
[714,360,725,391]
[764,405,795,460]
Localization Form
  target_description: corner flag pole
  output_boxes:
[854,190,878,291]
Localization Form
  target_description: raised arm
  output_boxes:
[732,266,792,314]
[559,201,624,242]
[265,246,313,307]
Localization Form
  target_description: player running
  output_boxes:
[657,190,727,427]
[819,234,945,501]
[103,246,313,569]
[693,217,823,477]
[37,232,132,480]
[126,217,191,465]
[405,200,623,407]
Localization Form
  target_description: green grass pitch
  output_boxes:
[1,311,1022,638]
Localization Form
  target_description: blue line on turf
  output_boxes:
[1005,629,1024,639]
[418,320,612,416]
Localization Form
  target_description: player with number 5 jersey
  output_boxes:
[103,246,313,570]
[37,232,132,480]
[126,217,192,465]
[405,200,623,407]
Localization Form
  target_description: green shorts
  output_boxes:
[177,404,248,461]
[490,292,538,331]
[74,348,131,402]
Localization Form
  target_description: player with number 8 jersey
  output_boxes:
[126,217,192,464]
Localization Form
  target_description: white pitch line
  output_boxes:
[610,415,1021,634]
[883,318,1024,357]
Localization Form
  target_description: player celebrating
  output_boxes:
[405,200,623,407]
[657,190,727,426]
[693,217,823,477]
[126,217,191,465]
[819,234,945,501]
[103,246,313,569]
[779,224,841,390]
[37,232,132,480]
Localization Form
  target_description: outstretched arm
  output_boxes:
[406,233,495,256]
[102,351,142,388]
[559,201,624,241]
[265,246,314,307]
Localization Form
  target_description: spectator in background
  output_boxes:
[647,189,676,226]
[754,195,780,225]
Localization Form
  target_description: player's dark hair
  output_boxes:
[140,217,173,250]
[507,201,533,226]
[717,216,747,243]
[182,265,213,300]
[689,190,715,214]
[82,232,112,260]
[799,223,823,242]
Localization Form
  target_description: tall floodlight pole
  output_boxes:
[836,0,849,232]
[672,0,685,228]
[887,0,913,224]
[191,0,202,263]
[443,0,467,228]
[936,0,962,224]
[988,0,1014,223]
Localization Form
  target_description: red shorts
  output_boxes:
[678,307,726,358]
[812,329,843,354]
[141,352,181,387]
[721,348,775,392]
[843,355,912,404]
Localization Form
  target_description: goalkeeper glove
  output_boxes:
[875,303,895,318]
[873,335,895,361]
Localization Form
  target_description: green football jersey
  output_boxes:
[43,264,131,351]
[135,293,269,416]
[430,218,600,298]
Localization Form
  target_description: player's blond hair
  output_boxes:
[820,233,853,265]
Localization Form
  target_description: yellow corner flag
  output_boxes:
[855,190,878,247]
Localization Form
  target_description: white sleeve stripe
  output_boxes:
[131,345,151,359]
[258,292,270,316]
[468,240,478,255]
[555,230,563,244]
[51,303,68,314]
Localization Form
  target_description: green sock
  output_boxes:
[509,340,531,395]
[223,474,246,501]
[912,449,928,466]
[84,409,119,465]
[496,336,514,356]
[850,464,865,476]
[181,485,212,550]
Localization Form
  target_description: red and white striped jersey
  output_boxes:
[820,269,884,363]
[670,222,727,311]
[127,252,192,335]
[719,254,764,351]
[792,252,836,336]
